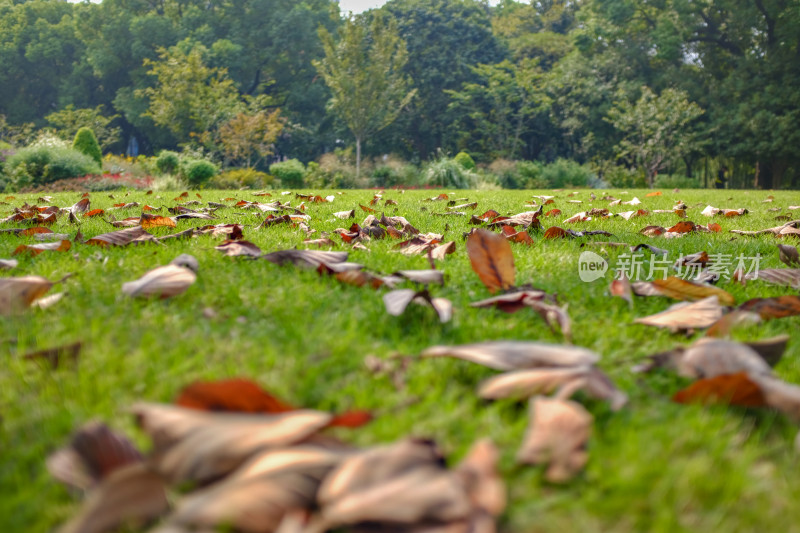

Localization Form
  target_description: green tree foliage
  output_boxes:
[607,87,704,187]
[315,13,416,177]
[72,127,103,166]
[218,109,284,169]
[46,105,121,151]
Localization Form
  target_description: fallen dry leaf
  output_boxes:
[745,268,800,289]
[634,296,724,332]
[86,226,158,247]
[739,295,800,319]
[0,275,57,315]
[466,229,515,293]
[13,240,71,256]
[215,240,262,257]
[383,289,452,323]
[673,372,766,407]
[262,249,348,269]
[24,341,81,369]
[421,341,600,371]
[122,263,196,299]
[140,213,177,229]
[649,276,735,306]
[57,463,169,533]
[517,397,592,483]
[778,244,800,267]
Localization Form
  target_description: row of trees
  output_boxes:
[0,0,797,188]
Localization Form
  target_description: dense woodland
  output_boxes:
[0,0,798,188]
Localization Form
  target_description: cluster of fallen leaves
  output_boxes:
[48,378,504,533]
[8,188,800,532]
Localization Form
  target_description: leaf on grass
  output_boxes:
[176,378,295,414]
[161,447,343,533]
[778,244,800,267]
[705,310,763,337]
[19,226,53,236]
[667,221,696,233]
[673,372,766,407]
[466,228,515,293]
[48,421,142,491]
[543,226,569,239]
[634,296,724,332]
[525,299,572,342]
[609,273,633,304]
[391,270,445,286]
[421,341,600,371]
[83,209,105,217]
[334,210,355,219]
[479,367,589,399]
[383,289,452,323]
[640,225,667,237]
[24,341,81,369]
[303,237,337,248]
[13,240,71,256]
[739,295,800,319]
[430,241,456,260]
[316,439,474,529]
[140,213,177,229]
[674,338,774,379]
[0,259,19,270]
[86,226,157,247]
[215,240,262,257]
[645,191,662,197]
[501,225,535,245]
[0,275,55,315]
[517,397,592,483]
[262,249,349,269]
[650,276,735,306]
[70,197,91,215]
[122,264,196,299]
[57,463,169,533]
[471,290,552,314]
[132,403,333,484]
[745,268,800,289]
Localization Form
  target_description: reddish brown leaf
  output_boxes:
[0,275,57,315]
[70,197,91,214]
[640,225,667,237]
[673,372,766,407]
[739,295,800,319]
[176,378,295,414]
[83,209,105,217]
[544,209,561,217]
[359,204,377,213]
[667,221,697,233]
[215,240,262,257]
[543,226,569,239]
[466,229,515,293]
[707,222,722,232]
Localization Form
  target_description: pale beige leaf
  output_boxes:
[676,338,773,379]
[122,265,196,299]
[478,367,590,399]
[634,296,724,331]
[517,397,592,483]
[421,341,600,371]
[454,439,505,517]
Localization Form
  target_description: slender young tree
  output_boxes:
[314,13,416,178]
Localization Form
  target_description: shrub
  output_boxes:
[371,155,419,188]
[6,144,100,188]
[421,154,479,189]
[210,168,274,189]
[604,166,646,188]
[72,127,103,166]
[653,173,701,189]
[454,151,476,171]
[270,159,306,188]
[156,150,180,175]
[182,158,218,187]
[540,158,594,188]
[516,160,546,188]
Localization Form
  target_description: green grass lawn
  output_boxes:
[3,187,800,532]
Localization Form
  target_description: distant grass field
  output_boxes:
[3,187,800,533]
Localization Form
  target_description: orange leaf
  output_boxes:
[544,209,561,217]
[466,229,515,293]
[645,191,662,197]
[651,276,735,305]
[83,209,105,217]
[18,227,53,236]
[707,223,722,232]
[329,410,373,428]
[673,372,766,407]
[543,199,555,205]
[359,204,377,213]
[140,213,176,229]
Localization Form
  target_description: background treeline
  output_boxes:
[0,0,797,190]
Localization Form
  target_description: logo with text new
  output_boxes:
[578,251,608,282]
